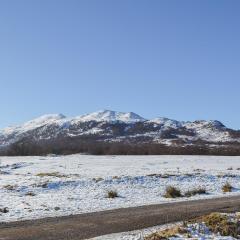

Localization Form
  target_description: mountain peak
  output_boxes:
[187,120,225,128]
[148,117,183,128]
[0,110,237,153]
[78,110,145,123]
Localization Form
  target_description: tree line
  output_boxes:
[1,137,240,156]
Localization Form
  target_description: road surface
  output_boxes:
[0,195,240,240]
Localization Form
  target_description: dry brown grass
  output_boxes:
[222,182,233,192]
[112,176,121,180]
[192,213,240,238]
[184,187,206,197]
[25,192,36,196]
[36,172,67,178]
[145,212,240,239]
[164,186,182,198]
[144,226,187,240]
[3,184,18,191]
[92,177,104,182]
[107,190,118,198]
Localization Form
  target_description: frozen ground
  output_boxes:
[90,224,236,240]
[91,218,237,240]
[0,155,240,222]
[90,223,181,240]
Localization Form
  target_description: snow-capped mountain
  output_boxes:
[0,110,240,155]
[74,110,145,123]
[148,117,183,129]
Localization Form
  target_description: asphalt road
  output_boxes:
[0,195,240,240]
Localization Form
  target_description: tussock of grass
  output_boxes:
[222,182,233,192]
[184,187,206,197]
[36,172,67,178]
[162,174,177,178]
[164,186,182,198]
[147,173,162,178]
[3,184,17,191]
[107,190,118,198]
[0,207,9,213]
[41,182,49,188]
[112,176,121,180]
[92,177,104,182]
[25,192,36,196]
[146,212,240,240]
[192,213,240,238]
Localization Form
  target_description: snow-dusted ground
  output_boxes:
[0,155,240,222]
[90,223,181,240]
[90,225,235,240]
[91,213,240,239]
[90,221,236,240]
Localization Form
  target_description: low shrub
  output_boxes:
[25,192,36,196]
[107,190,118,198]
[36,172,67,178]
[3,184,17,191]
[0,207,9,213]
[184,187,206,197]
[194,213,240,238]
[164,186,182,198]
[222,182,233,192]
[92,177,104,183]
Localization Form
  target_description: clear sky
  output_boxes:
[0,0,240,129]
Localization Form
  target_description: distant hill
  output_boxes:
[1,110,240,155]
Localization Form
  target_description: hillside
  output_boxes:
[1,110,240,155]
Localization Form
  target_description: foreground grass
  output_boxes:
[164,186,206,198]
[184,187,206,197]
[145,212,240,239]
[36,172,67,178]
[164,186,182,198]
[107,190,118,198]
[222,182,233,192]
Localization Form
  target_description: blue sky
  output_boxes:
[0,0,240,129]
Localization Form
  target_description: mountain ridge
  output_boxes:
[1,110,240,156]
[1,110,230,131]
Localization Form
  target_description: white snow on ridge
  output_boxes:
[148,117,183,128]
[76,110,146,123]
[0,110,145,137]
[0,110,236,146]
[0,114,66,135]
[183,120,230,142]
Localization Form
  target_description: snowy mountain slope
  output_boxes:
[148,117,183,129]
[0,110,240,154]
[1,114,66,135]
[75,110,145,123]
[183,120,231,143]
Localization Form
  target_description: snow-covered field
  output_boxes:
[0,155,240,222]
